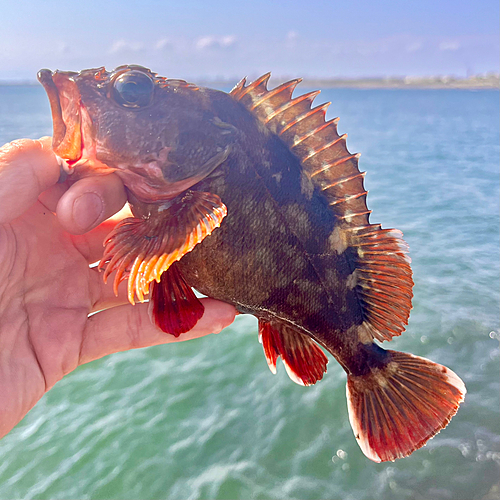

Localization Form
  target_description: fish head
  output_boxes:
[38,65,236,202]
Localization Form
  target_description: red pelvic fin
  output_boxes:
[149,264,204,337]
[258,320,328,386]
[98,190,227,304]
[346,350,466,462]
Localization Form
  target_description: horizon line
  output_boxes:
[1,72,498,90]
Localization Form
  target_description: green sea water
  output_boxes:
[0,84,498,500]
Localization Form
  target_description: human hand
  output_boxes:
[0,138,236,439]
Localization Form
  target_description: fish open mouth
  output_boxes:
[37,69,84,163]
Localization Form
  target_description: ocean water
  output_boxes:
[0,84,498,500]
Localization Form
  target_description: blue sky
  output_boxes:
[1,0,498,81]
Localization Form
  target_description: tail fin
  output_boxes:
[346,350,466,462]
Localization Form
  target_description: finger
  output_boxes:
[79,298,237,365]
[0,138,60,224]
[89,265,131,312]
[56,173,127,235]
[71,204,134,264]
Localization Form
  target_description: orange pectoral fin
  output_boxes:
[258,319,328,386]
[98,190,227,305]
[149,264,204,336]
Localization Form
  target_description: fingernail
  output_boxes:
[73,192,103,232]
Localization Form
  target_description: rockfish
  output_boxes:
[38,65,466,462]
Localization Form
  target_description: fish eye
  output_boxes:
[111,70,154,109]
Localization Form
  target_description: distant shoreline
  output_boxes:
[299,75,500,89]
[1,74,498,90]
[209,74,500,90]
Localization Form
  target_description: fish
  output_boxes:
[38,65,466,462]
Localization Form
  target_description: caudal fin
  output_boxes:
[346,350,466,462]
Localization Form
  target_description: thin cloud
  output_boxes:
[439,40,461,51]
[109,39,144,55]
[195,35,237,50]
[406,42,423,53]
[155,38,173,50]
[285,30,299,49]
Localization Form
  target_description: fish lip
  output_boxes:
[37,69,83,162]
[37,69,66,150]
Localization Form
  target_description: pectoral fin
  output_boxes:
[99,190,227,304]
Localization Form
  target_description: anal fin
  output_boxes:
[258,319,328,386]
[149,264,204,337]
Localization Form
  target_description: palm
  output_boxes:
[0,199,95,436]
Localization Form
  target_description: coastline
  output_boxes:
[1,74,498,90]
[196,74,500,90]
[298,74,500,89]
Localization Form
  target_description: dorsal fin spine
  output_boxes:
[338,210,372,222]
[250,79,301,110]
[321,171,366,191]
[359,228,400,239]
[248,72,270,88]
[344,224,377,233]
[280,104,331,136]
[328,191,368,206]
[229,77,247,98]
[310,153,360,178]
[302,133,348,161]
[235,73,270,99]
[264,90,321,123]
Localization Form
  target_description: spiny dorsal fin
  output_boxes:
[230,75,413,342]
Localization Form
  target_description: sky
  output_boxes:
[1,0,498,82]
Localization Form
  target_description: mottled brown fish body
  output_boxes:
[176,91,364,366]
[38,65,466,463]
